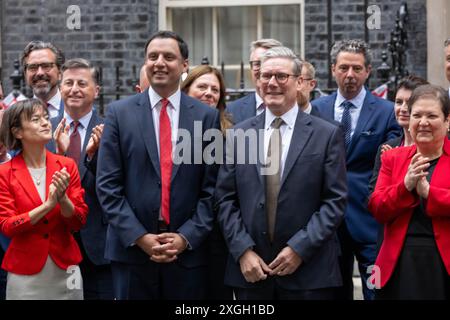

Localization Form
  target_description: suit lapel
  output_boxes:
[79,109,100,179]
[12,154,43,206]
[244,93,257,119]
[280,112,313,187]
[45,150,64,197]
[171,93,194,182]
[323,93,337,120]
[252,113,266,186]
[347,91,375,154]
[135,91,161,178]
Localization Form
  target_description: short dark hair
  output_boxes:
[0,99,48,150]
[21,41,65,70]
[61,58,99,84]
[408,84,450,119]
[397,75,429,92]
[144,30,188,60]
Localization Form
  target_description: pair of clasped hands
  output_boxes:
[404,152,432,198]
[136,232,188,264]
[238,247,303,283]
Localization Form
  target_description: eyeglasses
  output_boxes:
[25,62,56,73]
[249,60,261,70]
[302,78,314,81]
[259,72,299,84]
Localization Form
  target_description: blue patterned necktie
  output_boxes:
[341,101,354,147]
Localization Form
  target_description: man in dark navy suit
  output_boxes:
[312,40,401,300]
[96,31,220,300]
[49,58,112,299]
[21,41,65,119]
[217,46,347,300]
[227,39,282,124]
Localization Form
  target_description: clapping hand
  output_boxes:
[51,167,71,201]
[86,124,104,159]
[53,118,70,155]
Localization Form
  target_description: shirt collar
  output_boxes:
[149,86,180,111]
[303,103,312,115]
[255,92,264,110]
[265,104,299,130]
[39,89,61,109]
[64,110,93,129]
[335,87,366,109]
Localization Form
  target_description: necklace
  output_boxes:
[29,168,46,186]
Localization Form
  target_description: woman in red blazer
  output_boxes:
[0,99,88,300]
[369,85,450,300]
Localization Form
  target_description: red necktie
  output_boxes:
[66,121,81,164]
[159,99,172,225]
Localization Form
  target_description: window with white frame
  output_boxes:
[159,0,304,90]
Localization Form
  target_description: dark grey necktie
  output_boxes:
[341,101,354,147]
[265,117,284,242]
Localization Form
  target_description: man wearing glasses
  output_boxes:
[297,61,319,115]
[312,39,400,300]
[226,39,282,124]
[216,46,347,300]
[21,41,65,119]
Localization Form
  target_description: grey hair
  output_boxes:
[445,38,450,47]
[330,39,372,67]
[250,38,283,54]
[61,58,99,85]
[21,41,65,70]
[261,46,302,75]
[301,61,316,79]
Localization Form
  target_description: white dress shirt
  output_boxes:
[41,89,62,119]
[149,87,181,157]
[303,103,313,115]
[264,104,299,178]
[334,87,367,139]
[255,92,266,116]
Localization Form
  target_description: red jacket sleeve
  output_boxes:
[368,150,419,224]
[0,166,36,237]
[426,185,450,218]
[60,159,88,231]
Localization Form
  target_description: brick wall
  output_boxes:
[1,0,427,99]
[304,0,427,91]
[0,0,158,101]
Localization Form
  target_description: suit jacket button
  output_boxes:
[262,231,267,235]
[259,203,264,208]
[43,234,49,239]
[157,181,161,188]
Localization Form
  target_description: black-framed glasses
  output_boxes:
[249,60,261,70]
[25,62,56,73]
[259,72,299,84]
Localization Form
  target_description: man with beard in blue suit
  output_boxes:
[312,39,401,300]
[21,41,65,119]
[227,39,282,124]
